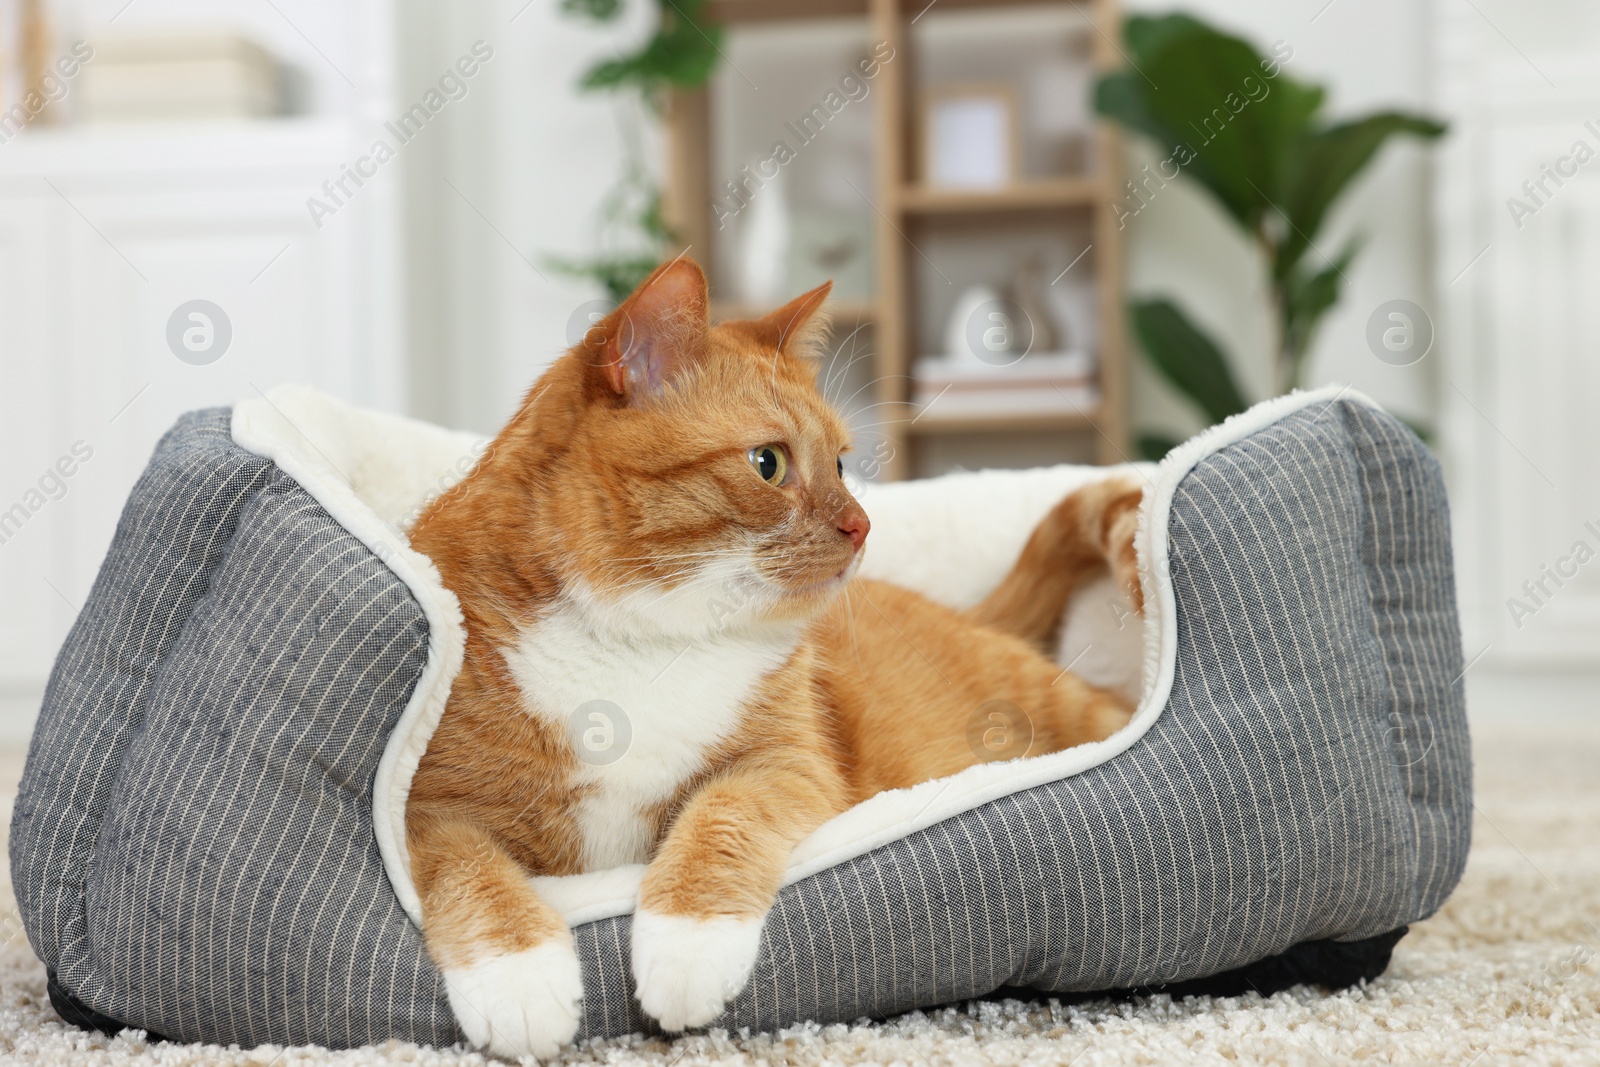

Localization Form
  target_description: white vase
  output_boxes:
[738,167,791,306]
[944,284,1016,369]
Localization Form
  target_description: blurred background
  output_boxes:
[0,0,1595,742]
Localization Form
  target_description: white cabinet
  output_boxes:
[0,0,406,738]
[1436,8,1600,670]
[0,121,404,739]
[0,192,71,714]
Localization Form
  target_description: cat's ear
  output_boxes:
[591,257,710,399]
[746,281,833,358]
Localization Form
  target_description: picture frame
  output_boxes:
[919,83,1021,190]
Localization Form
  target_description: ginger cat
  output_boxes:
[405,258,1143,1058]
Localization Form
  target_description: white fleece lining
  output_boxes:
[230,382,1374,931]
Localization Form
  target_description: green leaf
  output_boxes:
[1137,433,1183,462]
[547,253,666,304]
[581,32,721,93]
[1131,298,1249,425]
[1092,70,1170,152]
[1396,416,1433,445]
[1094,14,1324,232]
[579,2,723,94]
[1124,11,1214,56]
[1278,112,1446,276]
[561,0,625,21]
[1093,12,1446,402]
[637,189,672,244]
[1280,238,1359,385]
[551,0,716,308]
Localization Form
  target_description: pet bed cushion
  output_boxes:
[9,384,1471,1049]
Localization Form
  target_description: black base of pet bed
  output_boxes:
[47,973,169,1041]
[996,925,1410,1007]
[50,925,1408,1044]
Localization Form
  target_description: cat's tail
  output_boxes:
[967,474,1144,653]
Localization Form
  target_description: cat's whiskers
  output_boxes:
[837,374,914,413]
[840,580,864,670]
[556,545,792,643]
[629,562,753,619]
[586,571,711,603]
[598,553,736,576]
[843,399,913,419]
[599,564,723,590]
[611,572,720,604]
[847,420,914,438]
[589,550,734,585]
[821,323,874,405]
[841,402,916,432]
[603,551,730,564]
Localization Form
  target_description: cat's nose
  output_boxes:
[837,506,870,551]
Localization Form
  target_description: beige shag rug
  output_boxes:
[1,709,1596,1067]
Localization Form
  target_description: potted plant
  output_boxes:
[1093,13,1446,458]
[549,0,722,303]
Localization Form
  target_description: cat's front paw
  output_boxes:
[631,909,764,1031]
[443,939,583,1060]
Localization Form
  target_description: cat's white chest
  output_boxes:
[502,600,799,870]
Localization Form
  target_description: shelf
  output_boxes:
[705,0,1089,22]
[899,178,1100,215]
[706,0,869,21]
[911,0,1095,10]
[0,117,355,184]
[906,407,1103,434]
[712,298,879,324]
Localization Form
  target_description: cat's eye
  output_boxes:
[749,445,788,486]
[837,457,844,478]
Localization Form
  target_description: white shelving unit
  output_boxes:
[668,0,1127,481]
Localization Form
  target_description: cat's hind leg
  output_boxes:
[967,474,1144,652]
[409,812,583,1059]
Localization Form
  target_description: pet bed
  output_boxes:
[9,383,1471,1050]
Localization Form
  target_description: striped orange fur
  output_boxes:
[404,258,1142,1056]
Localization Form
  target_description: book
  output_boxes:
[78,32,281,122]
[911,382,1102,422]
[911,350,1096,387]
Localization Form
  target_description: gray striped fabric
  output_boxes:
[9,410,459,1048]
[9,396,1470,1050]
